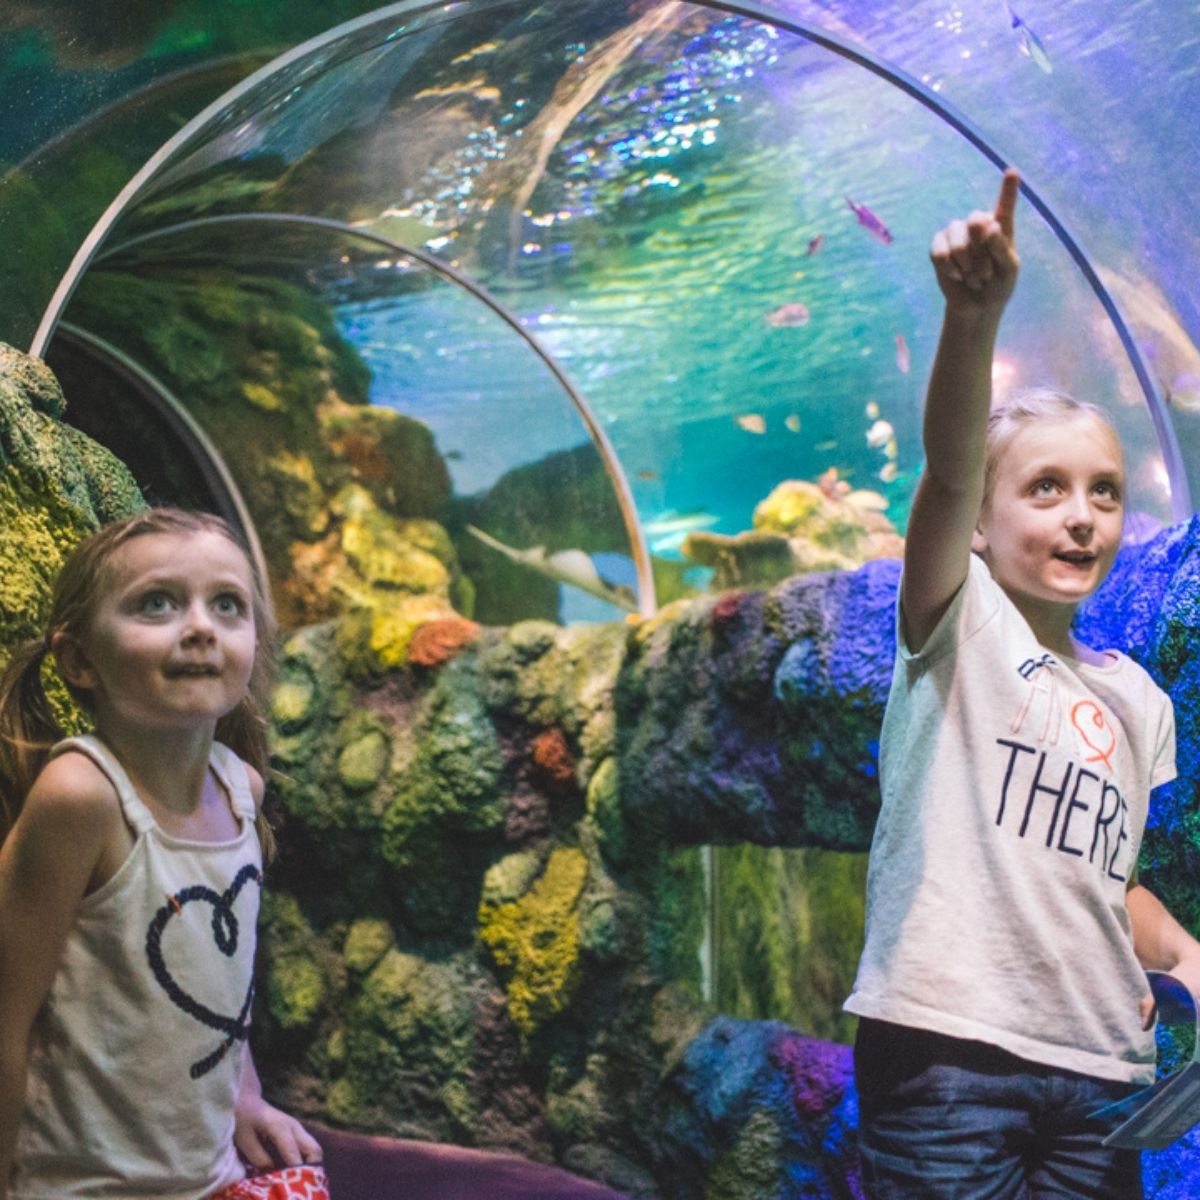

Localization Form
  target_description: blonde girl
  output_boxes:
[0,509,325,1199]
[845,173,1200,1198]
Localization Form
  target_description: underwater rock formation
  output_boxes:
[256,515,1200,1197]
[0,342,143,664]
[69,269,466,639]
[682,474,903,590]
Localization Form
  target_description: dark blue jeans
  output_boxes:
[855,1019,1144,1199]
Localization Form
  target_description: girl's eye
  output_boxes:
[1032,478,1058,495]
[1095,481,1122,501]
[214,593,247,618]
[140,592,174,615]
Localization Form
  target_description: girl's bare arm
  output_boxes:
[901,169,1021,652]
[0,757,114,1196]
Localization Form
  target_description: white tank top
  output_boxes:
[11,736,260,1199]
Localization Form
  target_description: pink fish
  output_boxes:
[846,197,893,245]
[894,333,910,373]
[765,301,810,328]
[806,234,824,256]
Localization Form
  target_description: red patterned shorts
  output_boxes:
[209,1163,330,1199]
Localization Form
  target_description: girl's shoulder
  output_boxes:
[25,747,124,826]
[9,751,132,897]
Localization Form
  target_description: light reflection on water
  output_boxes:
[323,2,1187,555]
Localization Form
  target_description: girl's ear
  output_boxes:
[50,631,98,691]
[971,525,988,554]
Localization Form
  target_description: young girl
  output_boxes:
[845,171,1200,1197]
[0,509,326,1199]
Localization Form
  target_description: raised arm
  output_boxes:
[901,169,1021,651]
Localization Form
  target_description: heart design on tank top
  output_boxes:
[144,862,262,1079]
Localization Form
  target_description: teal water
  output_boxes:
[332,2,1181,554]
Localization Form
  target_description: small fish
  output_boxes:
[884,435,899,460]
[643,510,720,553]
[865,401,880,419]
[815,439,839,452]
[1005,4,1052,74]
[818,467,849,500]
[878,462,899,484]
[466,526,637,612]
[784,414,802,433]
[894,333,911,374]
[643,510,719,537]
[736,413,767,434]
[866,418,894,449]
[806,234,824,256]
[846,197,893,245]
[636,469,659,481]
[765,301,810,328]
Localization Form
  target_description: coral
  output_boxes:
[258,893,335,1034]
[343,918,395,976]
[478,847,589,1036]
[337,728,390,793]
[380,670,505,872]
[0,343,143,663]
[323,405,451,519]
[408,616,481,668]
[331,949,483,1136]
[503,785,552,846]
[66,269,471,638]
[531,727,577,792]
[683,475,903,590]
[658,1018,859,1198]
[585,756,626,870]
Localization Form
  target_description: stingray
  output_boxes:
[467,525,637,613]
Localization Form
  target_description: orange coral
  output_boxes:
[407,617,480,667]
[530,728,575,790]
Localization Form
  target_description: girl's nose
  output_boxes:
[1065,493,1093,536]
[181,603,216,643]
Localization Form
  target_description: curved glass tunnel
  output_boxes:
[9,0,1200,1037]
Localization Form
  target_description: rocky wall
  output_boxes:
[256,514,1200,1198]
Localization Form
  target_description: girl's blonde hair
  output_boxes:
[984,387,1122,506]
[0,508,276,857]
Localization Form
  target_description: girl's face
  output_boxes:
[973,414,1125,616]
[57,530,257,736]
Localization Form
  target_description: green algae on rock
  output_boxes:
[0,343,143,663]
[478,846,589,1036]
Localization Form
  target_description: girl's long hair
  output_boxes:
[0,509,277,858]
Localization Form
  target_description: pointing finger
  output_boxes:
[994,168,1020,243]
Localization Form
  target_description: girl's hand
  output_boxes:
[234,1091,323,1170]
[930,168,1021,315]
[1140,950,1200,1030]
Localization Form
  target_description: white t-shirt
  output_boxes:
[845,555,1176,1085]
[11,736,259,1199]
